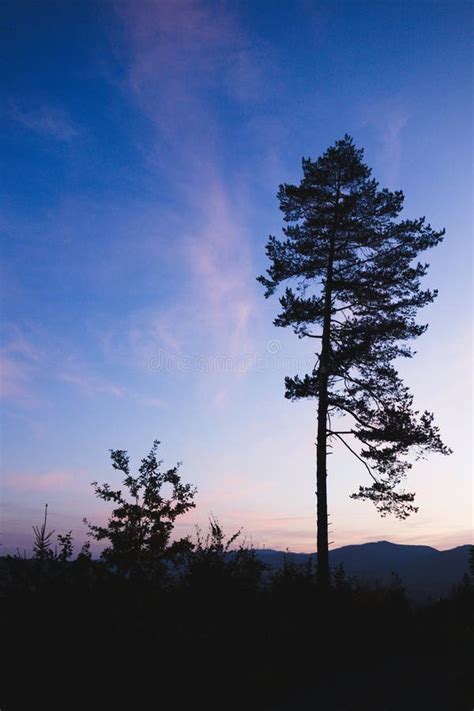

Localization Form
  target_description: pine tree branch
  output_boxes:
[334,242,402,275]
[332,304,356,312]
[300,330,323,339]
[330,432,378,483]
[340,373,384,412]
[357,434,381,456]
[332,402,379,431]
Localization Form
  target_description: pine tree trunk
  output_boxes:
[316,373,330,587]
[316,308,331,586]
[316,206,338,588]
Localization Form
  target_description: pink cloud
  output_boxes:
[115,0,245,128]
[112,0,229,169]
[112,0,268,182]
[185,177,255,354]
[5,471,74,493]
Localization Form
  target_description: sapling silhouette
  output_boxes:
[32,503,55,560]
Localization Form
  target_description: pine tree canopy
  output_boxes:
[258,135,451,519]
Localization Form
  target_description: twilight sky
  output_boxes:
[1,0,472,555]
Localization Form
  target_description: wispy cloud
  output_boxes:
[60,367,164,407]
[60,370,127,399]
[101,182,257,406]
[5,470,74,492]
[360,98,410,186]
[0,325,163,410]
[8,102,79,141]
[0,354,33,403]
[103,1,263,404]
[114,0,263,149]
[0,329,43,407]
[185,176,255,357]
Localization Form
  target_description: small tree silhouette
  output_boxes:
[32,504,55,560]
[85,440,196,580]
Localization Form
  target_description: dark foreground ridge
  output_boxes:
[1,537,472,711]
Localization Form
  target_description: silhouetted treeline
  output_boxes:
[1,527,472,710]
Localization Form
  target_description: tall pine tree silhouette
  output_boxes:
[258,135,450,587]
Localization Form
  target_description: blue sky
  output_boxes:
[1,0,472,555]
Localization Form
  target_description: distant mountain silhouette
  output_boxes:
[255,541,471,600]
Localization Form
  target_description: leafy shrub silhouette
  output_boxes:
[85,439,196,581]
